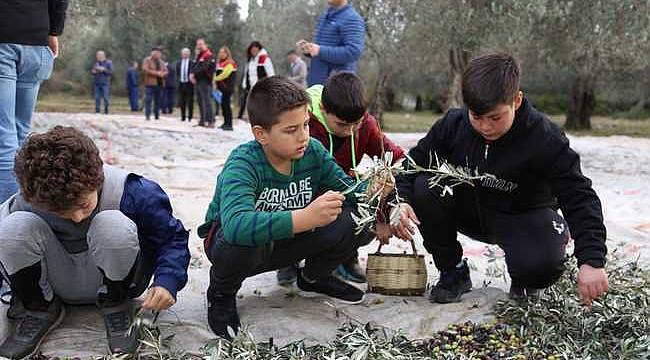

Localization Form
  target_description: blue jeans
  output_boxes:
[0,44,54,203]
[127,86,139,111]
[95,83,110,113]
[144,85,162,119]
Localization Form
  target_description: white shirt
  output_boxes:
[180,59,190,83]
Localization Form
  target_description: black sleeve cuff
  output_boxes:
[576,257,606,269]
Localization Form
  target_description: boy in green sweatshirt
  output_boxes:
[198,76,380,339]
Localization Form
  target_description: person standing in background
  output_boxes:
[126,61,139,112]
[191,38,216,128]
[162,60,176,114]
[214,46,237,131]
[91,50,113,114]
[298,0,365,86]
[286,49,307,88]
[237,41,274,120]
[142,47,168,121]
[0,0,69,204]
[176,48,195,122]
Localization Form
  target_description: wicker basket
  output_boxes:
[366,240,427,296]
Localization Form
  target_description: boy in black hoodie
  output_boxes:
[392,53,608,306]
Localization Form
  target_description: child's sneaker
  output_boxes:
[99,301,139,354]
[0,297,65,360]
[207,292,240,340]
[333,259,367,284]
[429,259,472,303]
[297,269,365,304]
[276,264,298,286]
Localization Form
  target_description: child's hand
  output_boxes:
[142,286,176,311]
[577,264,609,308]
[375,222,391,244]
[368,172,395,199]
[390,203,420,240]
[306,191,345,228]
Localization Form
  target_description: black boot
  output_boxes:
[429,259,472,303]
[207,290,240,340]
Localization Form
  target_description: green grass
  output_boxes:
[37,93,135,114]
[383,111,650,138]
[36,93,220,116]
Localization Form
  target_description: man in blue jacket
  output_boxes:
[126,61,139,112]
[298,0,365,86]
[91,50,113,114]
[0,126,190,358]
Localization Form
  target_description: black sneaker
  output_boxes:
[297,269,365,304]
[429,259,472,304]
[333,259,367,284]
[277,265,298,286]
[509,286,542,301]
[207,292,240,340]
[100,302,139,354]
[219,124,234,131]
[0,298,65,359]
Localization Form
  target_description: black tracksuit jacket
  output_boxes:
[0,0,69,45]
[396,98,607,268]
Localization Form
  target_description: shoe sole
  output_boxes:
[17,305,66,360]
[294,283,366,305]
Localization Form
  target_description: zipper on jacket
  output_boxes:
[476,141,491,235]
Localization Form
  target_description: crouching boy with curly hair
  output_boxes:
[0,126,190,358]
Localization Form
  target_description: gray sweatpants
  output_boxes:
[0,210,140,304]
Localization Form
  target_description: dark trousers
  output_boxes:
[411,174,568,289]
[237,88,248,119]
[94,83,110,113]
[206,209,373,295]
[144,85,162,120]
[162,86,175,114]
[196,80,213,125]
[221,91,233,127]
[127,86,139,111]
[178,82,194,121]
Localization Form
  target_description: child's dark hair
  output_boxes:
[14,126,104,212]
[322,72,367,123]
[247,76,309,129]
[462,53,521,115]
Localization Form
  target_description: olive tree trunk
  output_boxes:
[565,73,596,130]
[445,47,470,110]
